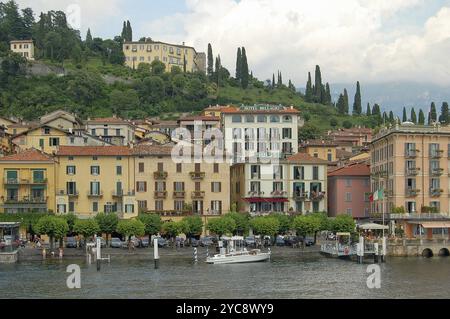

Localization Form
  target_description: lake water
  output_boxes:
[1,247,449,299]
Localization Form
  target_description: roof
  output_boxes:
[86,117,134,125]
[336,149,353,159]
[328,163,370,177]
[0,148,54,162]
[221,105,300,115]
[302,139,337,147]
[152,121,179,128]
[11,124,69,139]
[10,39,33,43]
[179,116,220,122]
[133,145,173,156]
[56,146,132,156]
[286,153,329,164]
[123,40,198,52]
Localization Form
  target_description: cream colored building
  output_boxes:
[370,123,450,238]
[54,146,137,219]
[132,145,230,222]
[300,140,338,162]
[10,40,34,60]
[123,41,206,73]
[231,153,328,215]
[86,117,136,146]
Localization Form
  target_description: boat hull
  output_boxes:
[206,253,271,265]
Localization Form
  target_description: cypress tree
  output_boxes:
[241,47,249,89]
[389,111,395,123]
[279,71,283,87]
[418,109,425,125]
[429,102,437,124]
[235,47,242,81]
[441,102,449,124]
[325,83,331,105]
[314,65,323,103]
[337,94,346,114]
[121,21,127,40]
[320,85,327,104]
[126,20,133,41]
[353,81,362,115]
[366,103,371,116]
[207,43,214,78]
[372,104,382,124]
[383,112,388,123]
[411,107,417,124]
[86,28,93,49]
[343,89,349,115]
[402,107,407,122]
[272,74,276,89]
[305,72,313,102]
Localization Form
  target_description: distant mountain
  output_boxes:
[330,82,450,116]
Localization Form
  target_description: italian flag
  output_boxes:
[373,189,384,201]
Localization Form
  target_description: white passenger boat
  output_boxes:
[206,236,271,265]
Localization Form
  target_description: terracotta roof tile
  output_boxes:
[0,149,54,162]
[56,146,132,156]
[328,163,370,177]
[302,139,338,147]
[133,145,174,156]
[286,152,329,164]
[179,116,220,121]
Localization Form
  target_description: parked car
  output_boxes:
[139,237,150,248]
[190,238,199,247]
[244,236,256,247]
[303,237,315,247]
[175,237,185,247]
[66,237,77,248]
[284,236,302,246]
[157,237,167,248]
[200,237,214,247]
[276,236,286,246]
[110,237,123,248]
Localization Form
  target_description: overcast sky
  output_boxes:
[16,0,450,87]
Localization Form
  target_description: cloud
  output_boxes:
[141,0,450,86]
[16,0,123,36]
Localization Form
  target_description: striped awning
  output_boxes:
[421,222,450,228]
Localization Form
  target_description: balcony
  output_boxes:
[271,190,288,198]
[190,172,206,180]
[173,191,186,199]
[57,190,79,197]
[153,171,168,180]
[390,212,449,221]
[4,178,47,185]
[310,191,326,201]
[406,168,420,176]
[371,171,388,178]
[430,188,443,197]
[112,190,136,198]
[247,191,265,197]
[430,150,443,158]
[146,210,193,217]
[431,168,444,176]
[406,189,420,197]
[405,150,419,158]
[87,191,103,198]
[294,192,309,201]
[3,196,48,204]
[154,191,168,199]
[191,191,205,199]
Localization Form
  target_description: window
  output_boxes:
[233,128,242,139]
[137,181,147,192]
[66,182,77,195]
[283,116,292,123]
[117,156,122,161]
[270,115,280,123]
[273,165,283,179]
[93,202,98,212]
[282,128,292,139]
[211,201,222,215]
[155,181,166,192]
[103,128,108,136]
[93,156,98,161]
[91,129,96,135]
[66,166,76,175]
[211,182,221,192]
[157,163,164,172]
[44,127,51,135]
[174,182,185,192]
[33,170,45,183]
[232,115,242,123]
[405,143,416,156]
[138,201,148,211]
[345,192,352,202]
[116,129,121,136]
[39,139,44,148]
[139,163,145,173]
[294,166,304,179]
[245,115,255,123]
[273,182,283,191]
[174,200,184,211]
[90,182,101,195]
[49,138,59,146]
[257,115,267,123]
[155,200,164,211]
[429,143,440,157]
[125,204,134,213]
[213,163,219,173]
[251,165,261,179]
[57,204,66,214]
[327,153,333,161]
[346,208,352,216]
[345,179,352,187]
[250,181,261,192]
[176,163,182,173]
[69,202,75,213]
[91,166,100,175]
[69,156,74,161]
[116,166,122,175]
[313,166,319,180]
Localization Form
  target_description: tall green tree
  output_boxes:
[74,219,100,239]
[95,213,119,246]
[372,103,382,124]
[314,65,322,103]
[207,43,213,78]
[305,72,313,102]
[343,89,349,114]
[235,47,242,81]
[126,20,132,41]
[429,102,437,124]
[85,28,93,49]
[389,111,395,123]
[440,102,449,124]
[353,81,362,115]
[337,94,346,114]
[138,214,162,237]
[240,47,249,89]
[121,21,127,40]
[325,83,331,105]
[34,216,69,251]
[116,219,145,247]
[418,109,425,125]
[272,73,276,89]
[366,103,371,116]
[402,107,407,122]
[411,107,417,124]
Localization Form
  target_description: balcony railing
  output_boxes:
[190,172,205,180]
[191,191,205,199]
[405,150,419,158]
[271,190,288,198]
[87,191,103,198]
[431,168,444,176]
[430,188,443,197]
[4,196,48,204]
[112,190,135,197]
[390,213,449,220]
[406,168,419,176]
[173,191,186,199]
[430,150,443,158]
[57,190,79,197]
[310,191,326,201]
[153,171,168,180]
[294,192,309,200]
[154,191,168,199]
[406,189,420,197]
[4,178,47,185]
[248,191,264,197]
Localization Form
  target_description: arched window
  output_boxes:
[270,115,280,123]
[232,115,242,123]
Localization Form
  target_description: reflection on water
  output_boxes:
[1,248,450,299]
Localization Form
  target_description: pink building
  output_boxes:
[328,162,370,219]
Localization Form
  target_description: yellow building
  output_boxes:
[12,125,68,154]
[301,140,337,162]
[10,40,35,60]
[54,146,137,219]
[0,149,56,213]
[132,144,230,231]
[123,40,206,73]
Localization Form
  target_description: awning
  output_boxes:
[420,222,450,228]
[358,223,389,230]
[244,198,289,203]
